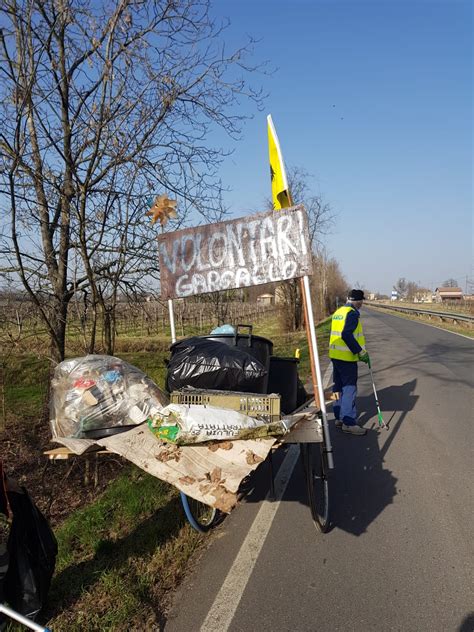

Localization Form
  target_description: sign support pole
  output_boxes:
[302,275,334,469]
[168,298,176,343]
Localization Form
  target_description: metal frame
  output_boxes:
[0,604,51,631]
[301,275,334,468]
[366,301,474,324]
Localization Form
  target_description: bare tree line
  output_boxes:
[0,292,279,354]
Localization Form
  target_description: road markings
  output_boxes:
[200,366,333,632]
[414,322,474,340]
[199,444,300,632]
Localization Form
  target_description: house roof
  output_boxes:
[435,287,462,294]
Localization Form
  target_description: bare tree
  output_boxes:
[198,289,238,327]
[406,281,419,301]
[0,0,265,361]
[442,278,459,288]
[311,249,347,321]
[286,166,336,251]
[393,278,408,300]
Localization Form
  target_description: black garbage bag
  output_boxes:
[4,486,58,620]
[0,536,8,632]
[167,337,267,393]
[0,461,9,631]
[296,377,309,408]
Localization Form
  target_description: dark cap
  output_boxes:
[348,289,365,301]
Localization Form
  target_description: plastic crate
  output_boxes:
[170,389,281,423]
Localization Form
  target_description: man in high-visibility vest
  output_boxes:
[329,289,370,436]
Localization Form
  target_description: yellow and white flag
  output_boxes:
[267,114,292,209]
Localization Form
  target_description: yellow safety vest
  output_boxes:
[328,305,366,362]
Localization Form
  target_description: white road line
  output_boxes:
[200,367,333,632]
[200,445,300,632]
[412,322,474,340]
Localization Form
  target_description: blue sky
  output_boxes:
[209,0,472,294]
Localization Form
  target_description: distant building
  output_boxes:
[413,291,433,303]
[434,287,463,302]
[257,293,274,305]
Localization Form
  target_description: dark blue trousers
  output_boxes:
[331,359,358,426]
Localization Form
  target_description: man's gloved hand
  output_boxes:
[359,351,370,366]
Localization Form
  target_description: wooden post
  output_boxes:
[301,275,334,469]
[94,453,99,488]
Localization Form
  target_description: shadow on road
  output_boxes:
[369,343,473,389]
[356,379,418,458]
[327,421,398,536]
[242,423,398,537]
[356,379,418,427]
[458,613,474,631]
[241,431,396,537]
[238,380,417,536]
[324,379,419,535]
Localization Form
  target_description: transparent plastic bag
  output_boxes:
[50,355,169,440]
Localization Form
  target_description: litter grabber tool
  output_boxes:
[366,358,388,430]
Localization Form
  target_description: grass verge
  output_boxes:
[43,467,206,631]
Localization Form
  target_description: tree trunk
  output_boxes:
[50,298,69,363]
[89,305,98,354]
[103,308,113,356]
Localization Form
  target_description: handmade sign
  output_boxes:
[157,204,312,299]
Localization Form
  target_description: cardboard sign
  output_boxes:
[157,205,312,299]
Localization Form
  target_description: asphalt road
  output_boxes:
[165,309,474,632]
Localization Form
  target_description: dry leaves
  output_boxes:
[207,441,233,452]
[246,451,264,465]
[155,445,181,463]
[178,475,195,485]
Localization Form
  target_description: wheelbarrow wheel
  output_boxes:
[300,443,330,533]
[180,492,217,533]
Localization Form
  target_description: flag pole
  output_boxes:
[168,298,176,344]
[301,276,334,468]
[159,221,177,345]
[267,114,333,469]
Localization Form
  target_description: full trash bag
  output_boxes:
[50,355,169,440]
[148,403,293,444]
[4,486,57,620]
[166,337,267,393]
